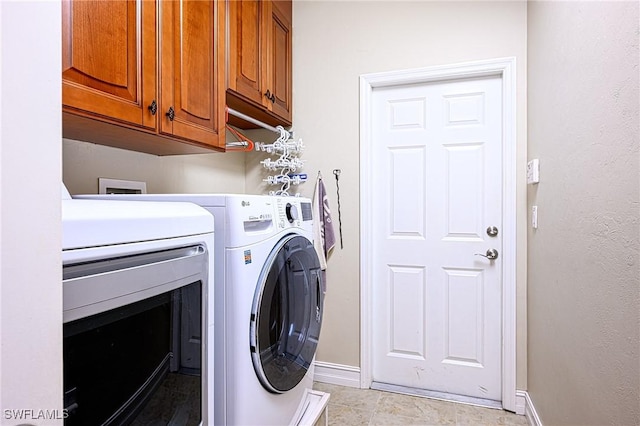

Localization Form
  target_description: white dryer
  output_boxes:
[63,186,215,425]
[75,193,325,425]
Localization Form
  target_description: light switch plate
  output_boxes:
[527,159,540,184]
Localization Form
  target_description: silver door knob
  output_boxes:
[475,249,499,260]
[486,226,499,237]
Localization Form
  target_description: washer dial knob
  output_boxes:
[285,203,298,223]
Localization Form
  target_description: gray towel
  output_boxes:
[313,176,336,291]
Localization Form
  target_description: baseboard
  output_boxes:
[521,391,543,426]
[515,390,527,415]
[313,361,361,388]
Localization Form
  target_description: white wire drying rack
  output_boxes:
[227,108,307,196]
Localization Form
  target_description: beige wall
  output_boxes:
[527,2,639,425]
[0,2,63,422]
[246,0,530,387]
[63,137,247,195]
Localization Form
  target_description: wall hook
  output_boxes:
[333,169,343,249]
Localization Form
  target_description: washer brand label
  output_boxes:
[244,250,252,264]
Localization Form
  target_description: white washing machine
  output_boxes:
[224,195,324,425]
[75,193,325,425]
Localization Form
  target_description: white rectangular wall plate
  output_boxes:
[532,205,538,229]
[98,178,147,194]
[527,159,540,184]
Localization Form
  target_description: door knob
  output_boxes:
[486,226,498,237]
[475,249,499,260]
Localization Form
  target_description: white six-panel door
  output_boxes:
[371,76,503,401]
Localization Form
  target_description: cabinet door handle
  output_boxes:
[166,106,175,121]
[148,100,157,115]
[264,90,276,104]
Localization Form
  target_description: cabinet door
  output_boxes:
[160,0,225,148]
[266,0,292,123]
[228,0,268,107]
[62,0,156,129]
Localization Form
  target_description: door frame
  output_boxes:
[359,57,517,411]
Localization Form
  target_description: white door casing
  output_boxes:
[360,58,517,411]
[371,76,502,400]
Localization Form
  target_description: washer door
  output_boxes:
[250,234,324,393]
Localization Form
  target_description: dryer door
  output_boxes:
[250,234,324,393]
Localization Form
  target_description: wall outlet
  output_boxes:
[527,159,540,184]
[532,205,538,229]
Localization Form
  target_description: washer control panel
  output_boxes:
[300,202,312,221]
[285,203,298,223]
[275,198,312,230]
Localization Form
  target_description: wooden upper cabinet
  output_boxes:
[227,0,292,127]
[62,0,157,129]
[62,0,226,155]
[228,0,267,106]
[267,1,292,123]
[159,0,225,146]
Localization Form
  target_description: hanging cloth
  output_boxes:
[313,172,336,292]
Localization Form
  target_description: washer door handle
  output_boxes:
[315,275,322,323]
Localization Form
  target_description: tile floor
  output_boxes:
[312,382,529,426]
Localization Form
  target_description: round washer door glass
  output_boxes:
[250,235,324,393]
